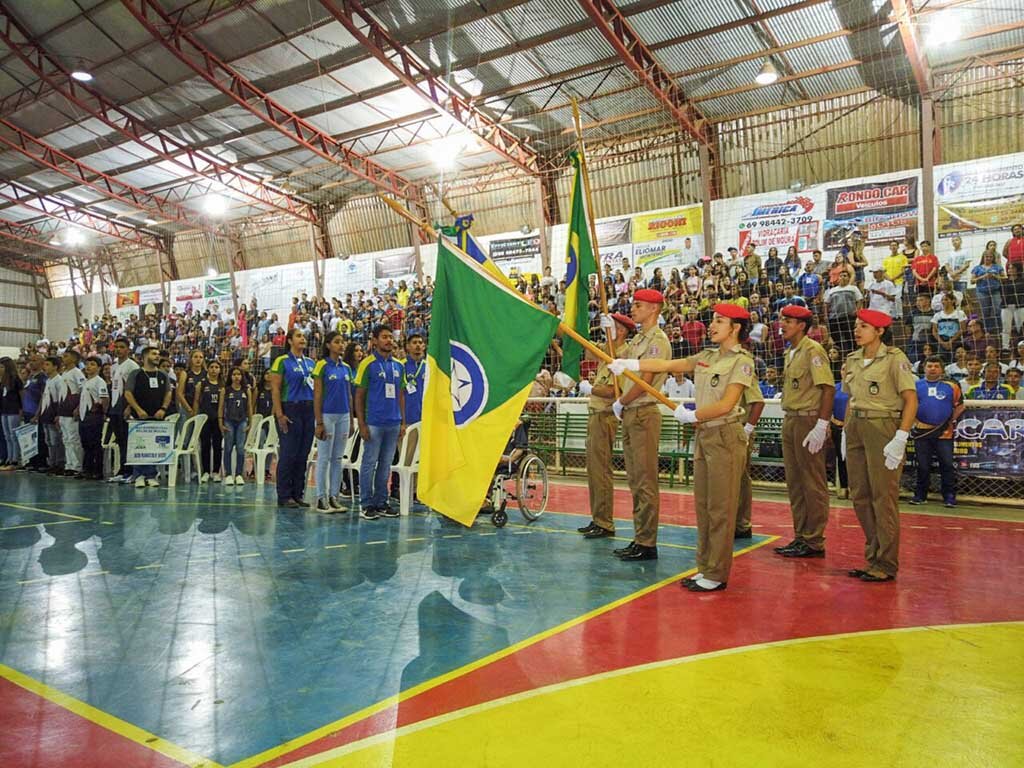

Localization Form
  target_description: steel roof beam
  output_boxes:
[0,4,315,223]
[892,0,932,96]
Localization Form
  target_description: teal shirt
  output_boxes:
[270,353,315,403]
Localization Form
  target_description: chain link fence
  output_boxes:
[525,398,1023,506]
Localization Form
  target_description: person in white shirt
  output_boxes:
[931,293,967,362]
[78,356,109,479]
[929,276,963,311]
[866,266,898,317]
[58,349,86,476]
[38,356,65,472]
[946,235,972,291]
[108,337,139,482]
[662,371,695,399]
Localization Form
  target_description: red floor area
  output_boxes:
[260,486,1024,767]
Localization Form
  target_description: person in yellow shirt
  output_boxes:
[882,240,908,285]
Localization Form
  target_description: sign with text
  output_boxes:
[738,195,819,253]
[824,177,918,248]
[125,420,176,466]
[630,206,704,268]
[951,407,1024,476]
[15,423,38,463]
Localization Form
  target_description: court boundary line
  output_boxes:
[0,501,90,522]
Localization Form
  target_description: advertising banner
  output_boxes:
[951,407,1024,476]
[824,177,918,247]
[116,290,140,308]
[15,423,38,464]
[630,206,703,268]
[373,249,416,280]
[174,281,203,302]
[204,277,232,298]
[489,234,542,274]
[738,195,819,253]
[595,217,633,268]
[125,420,176,466]
[936,157,1024,238]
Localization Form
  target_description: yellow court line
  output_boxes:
[280,619,1024,768]
[0,662,222,768]
[0,519,88,532]
[0,501,90,522]
[507,522,699,551]
[229,534,777,768]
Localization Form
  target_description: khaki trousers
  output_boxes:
[622,404,661,547]
[782,414,829,549]
[845,416,902,576]
[694,422,746,582]
[735,439,754,534]
[586,409,618,532]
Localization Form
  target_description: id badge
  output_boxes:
[305,376,314,390]
[385,382,396,399]
[406,381,417,395]
[149,377,159,388]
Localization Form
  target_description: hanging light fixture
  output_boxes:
[755,60,779,86]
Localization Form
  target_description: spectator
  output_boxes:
[797,261,823,310]
[783,246,802,282]
[662,371,694,399]
[946,235,972,291]
[966,362,1013,400]
[883,239,908,285]
[1005,368,1021,395]
[759,366,779,398]
[823,271,862,355]
[971,242,1004,336]
[931,293,966,362]
[910,355,963,508]
[911,240,939,294]
[866,266,899,319]
[1000,262,1024,350]
[0,357,23,468]
[1002,223,1024,268]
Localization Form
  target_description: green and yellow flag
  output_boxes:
[419,239,560,526]
[560,150,599,380]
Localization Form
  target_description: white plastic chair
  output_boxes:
[303,442,318,503]
[101,418,120,479]
[390,423,420,517]
[167,414,206,487]
[248,416,279,486]
[157,413,181,482]
[340,420,362,500]
[242,414,263,477]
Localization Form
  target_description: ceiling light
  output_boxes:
[207,267,218,278]
[926,12,959,46]
[755,60,779,86]
[204,194,227,217]
[49,238,61,245]
[432,134,476,170]
[71,70,93,82]
[66,229,86,246]
[145,218,157,226]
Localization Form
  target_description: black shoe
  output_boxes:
[782,542,825,558]
[773,539,801,554]
[360,506,381,520]
[279,499,299,508]
[583,526,615,539]
[577,522,599,534]
[858,571,895,583]
[612,541,637,556]
[908,497,926,505]
[846,569,868,578]
[292,498,311,508]
[381,506,400,518]
[617,544,658,561]
[685,580,727,592]
[734,528,753,540]
[315,498,333,513]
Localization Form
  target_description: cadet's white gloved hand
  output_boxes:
[578,380,593,397]
[840,429,847,460]
[743,423,755,437]
[599,314,615,331]
[609,358,639,376]
[802,418,829,455]
[611,399,624,420]
[673,404,697,424]
[883,429,909,471]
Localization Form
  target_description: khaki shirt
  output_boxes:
[588,360,616,412]
[844,343,917,412]
[737,351,764,420]
[781,335,834,412]
[618,324,670,408]
[685,345,754,418]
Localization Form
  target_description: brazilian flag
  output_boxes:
[419,239,560,526]
[560,150,599,380]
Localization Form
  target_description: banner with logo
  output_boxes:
[126,420,176,466]
[630,206,703,268]
[15,423,38,464]
[595,217,633,267]
[173,281,203,302]
[824,177,918,248]
[116,290,140,308]
[950,406,1024,476]
[936,156,1024,238]
[489,234,542,274]
[204,276,232,298]
[738,195,820,253]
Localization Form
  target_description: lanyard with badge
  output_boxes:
[378,356,399,400]
[406,359,424,395]
[293,354,313,391]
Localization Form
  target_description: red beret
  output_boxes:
[856,308,893,329]
[713,302,750,321]
[633,288,664,304]
[781,305,813,320]
[610,312,636,330]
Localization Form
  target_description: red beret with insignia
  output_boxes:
[856,308,893,329]
[713,302,750,321]
[780,304,814,320]
[633,288,665,304]
[611,312,636,330]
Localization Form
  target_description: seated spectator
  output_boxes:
[931,293,966,362]
[966,362,1013,400]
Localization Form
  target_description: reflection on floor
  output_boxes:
[1,474,1021,768]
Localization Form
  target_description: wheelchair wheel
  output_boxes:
[492,508,508,527]
[516,453,548,521]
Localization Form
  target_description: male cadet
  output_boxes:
[733,368,766,540]
[577,313,636,539]
[774,305,835,559]
[610,289,670,561]
[910,355,963,508]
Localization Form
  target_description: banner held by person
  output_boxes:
[125,420,176,465]
[560,149,599,381]
[15,424,38,464]
[419,239,560,526]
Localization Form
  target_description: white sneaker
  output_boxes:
[120,475,134,484]
[235,475,244,485]
[224,475,235,485]
[200,472,210,483]
[106,475,122,483]
[134,477,146,488]
[145,478,160,487]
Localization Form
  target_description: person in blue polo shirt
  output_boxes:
[401,333,426,426]
[910,355,964,508]
[270,328,316,508]
[966,362,1014,400]
[354,325,405,520]
[312,331,353,513]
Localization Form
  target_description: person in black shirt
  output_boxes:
[0,357,23,468]
[192,360,224,482]
[123,346,172,488]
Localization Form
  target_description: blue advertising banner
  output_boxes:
[953,407,1024,476]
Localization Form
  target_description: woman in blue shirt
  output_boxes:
[312,331,353,513]
[970,243,1004,336]
[830,366,850,499]
[270,328,316,508]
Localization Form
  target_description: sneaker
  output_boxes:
[943,497,956,508]
[200,472,210,483]
[315,498,333,513]
[328,496,347,512]
[145,478,160,487]
[381,506,400,518]
[134,477,146,488]
[235,475,244,485]
[106,475,122,483]
[360,506,381,520]
[120,475,135,484]
[224,475,235,486]
[907,497,926,505]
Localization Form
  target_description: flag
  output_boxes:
[440,214,512,286]
[560,150,599,380]
[419,239,560,526]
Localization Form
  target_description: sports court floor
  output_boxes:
[1,474,1021,767]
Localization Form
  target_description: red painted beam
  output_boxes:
[0,4,314,223]
[892,0,932,96]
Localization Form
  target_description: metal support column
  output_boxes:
[920,97,936,243]
[534,176,551,271]
[67,256,82,327]
[699,143,715,259]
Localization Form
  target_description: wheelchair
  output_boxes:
[481,417,549,528]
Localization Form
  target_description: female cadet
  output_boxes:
[611,303,754,592]
[270,328,316,508]
[312,331,353,513]
[177,350,206,418]
[842,308,918,583]
[192,360,223,482]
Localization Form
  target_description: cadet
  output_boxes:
[842,309,918,583]
[774,305,835,558]
[612,303,753,591]
[577,312,636,539]
[608,289,670,561]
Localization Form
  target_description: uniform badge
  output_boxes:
[811,355,823,367]
[900,362,911,371]
[792,378,800,390]
[869,382,879,395]
[710,374,720,387]
[741,364,752,377]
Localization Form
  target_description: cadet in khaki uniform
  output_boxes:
[843,309,918,582]
[612,303,753,591]
[608,289,670,561]
[774,305,835,558]
[734,360,765,539]
[576,313,636,539]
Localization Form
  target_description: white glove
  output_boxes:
[883,429,909,471]
[801,418,829,455]
[612,399,624,420]
[673,404,697,424]
[840,429,847,460]
[609,358,640,376]
[552,371,575,390]
[599,314,614,331]
[743,423,755,437]
[578,380,593,397]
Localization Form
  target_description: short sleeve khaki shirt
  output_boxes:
[782,335,834,411]
[618,324,670,408]
[844,344,917,412]
[685,345,754,418]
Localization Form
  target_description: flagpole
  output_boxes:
[572,98,620,397]
[379,195,438,238]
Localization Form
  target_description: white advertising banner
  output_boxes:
[125,420,176,466]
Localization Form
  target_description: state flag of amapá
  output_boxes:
[419,239,560,526]
[560,150,599,380]
[439,213,513,287]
